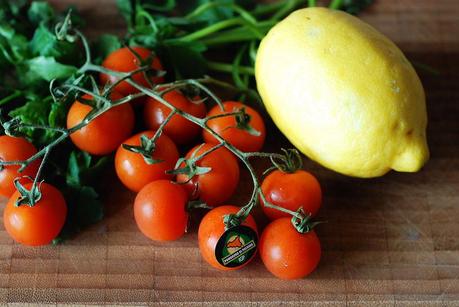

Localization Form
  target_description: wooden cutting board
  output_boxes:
[1,0,458,305]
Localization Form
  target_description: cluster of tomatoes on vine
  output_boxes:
[0,46,323,280]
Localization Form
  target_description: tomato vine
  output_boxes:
[0,10,317,238]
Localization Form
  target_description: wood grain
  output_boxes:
[1,0,458,305]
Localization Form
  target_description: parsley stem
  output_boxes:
[412,61,441,76]
[207,61,255,75]
[252,1,289,16]
[199,21,275,46]
[272,0,302,21]
[329,0,343,9]
[0,90,22,106]
[178,18,244,42]
[186,2,257,25]
[136,9,158,33]
[308,0,317,6]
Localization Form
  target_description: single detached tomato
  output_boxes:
[0,136,40,197]
[134,180,189,241]
[198,205,258,271]
[261,170,322,220]
[4,182,67,246]
[176,143,239,207]
[67,92,134,155]
[259,218,321,280]
[100,46,165,96]
[144,90,206,144]
[115,131,179,192]
[203,101,266,152]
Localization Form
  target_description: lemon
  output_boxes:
[255,7,429,178]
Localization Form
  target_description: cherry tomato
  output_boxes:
[176,143,239,207]
[203,101,266,152]
[144,90,206,144]
[0,136,40,197]
[134,180,189,241]
[4,182,67,246]
[261,170,322,220]
[100,46,165,96]
[115,131,179,192]
[198,205,258,271]
[259,217,321,280]
[67,92,134,155]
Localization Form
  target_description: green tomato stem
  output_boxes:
[149,109,176,144]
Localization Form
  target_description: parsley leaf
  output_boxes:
[27,1,55,26]
[340,0,374,15]
[93,34,122,64]
[19,56,77,84]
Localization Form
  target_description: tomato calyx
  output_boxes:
[291,208,324,234]
[122,133,163,165]
[77,81,114,111]
[13,177,43,207]
[223,213,241,229]
[223,202,254,230]
[2,117,24,138]
[125,45,166,82]
[167,157,211,181]
[168,143,220,181]
[234,107,261,136]
[269,148,303,173]
[178,85,206,105]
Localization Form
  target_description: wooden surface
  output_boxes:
[1,0,459,305]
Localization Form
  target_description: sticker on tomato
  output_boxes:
[215,225,258,267]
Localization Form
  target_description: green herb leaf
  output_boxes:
[143,0,176,13]
[48,100,67,128]
[20,56,77,83]
[8,97,55,144]
[0,23,29,64]
[29,23,77,61]
[339,0,374,15]
[66,151,111,186]
[117,0,134,29]
[27,1,55,26]
[161,40,207,79]
[56,184,104,241]
[93,34,122,64]
[182,0,236,25]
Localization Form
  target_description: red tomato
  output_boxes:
[144,90,206,144]
[176,143,239,207]
[4,182,67,246]
[100,46,165,96]
[67,92,134,155]
[261,170,322,220]
[134,180,189,241]
[259,217,321,280]
[198,205,258,271]
[0,136,40,197]
[203,101,266,152]
[115,131,179,192]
